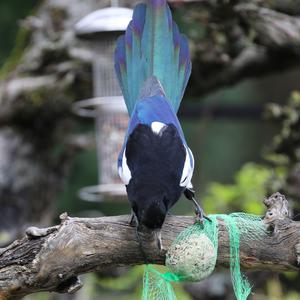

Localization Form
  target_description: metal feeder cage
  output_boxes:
[73,5,133,202]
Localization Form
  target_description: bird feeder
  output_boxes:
[73,5,133,201]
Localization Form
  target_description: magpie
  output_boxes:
[114,0,208,251]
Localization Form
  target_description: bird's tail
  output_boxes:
[114,0,191,116]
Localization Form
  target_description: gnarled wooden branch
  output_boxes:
[0,192,299,300]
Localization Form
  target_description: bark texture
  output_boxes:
[0,193,299,300]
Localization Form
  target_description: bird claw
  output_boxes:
[184,188,211,224]
[195,207,212,224]
[129,212,137,227]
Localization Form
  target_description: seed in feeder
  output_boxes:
[166,233,216,282]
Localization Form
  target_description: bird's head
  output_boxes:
[136,199,166,250]
[128,184,168,250]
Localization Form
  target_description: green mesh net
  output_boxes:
[142,213,266,300]
[142,266,178,300]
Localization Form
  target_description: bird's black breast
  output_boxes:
[125,123,186,207]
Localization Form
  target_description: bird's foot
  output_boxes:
[167,211,173,216]
[184,188,211,224]
[129,212,137,227]
[194,205,211,224]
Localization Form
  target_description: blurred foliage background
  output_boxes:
[0,0,37,67]
[1,0,300,300]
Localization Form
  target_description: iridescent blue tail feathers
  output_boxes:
[114,0,191,115]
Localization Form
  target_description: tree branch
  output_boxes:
[184,1,300,96]
[0,193,299,299]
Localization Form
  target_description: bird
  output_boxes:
[114,0,208,251]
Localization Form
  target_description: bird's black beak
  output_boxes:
[154,229,163,251]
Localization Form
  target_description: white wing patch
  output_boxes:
[118,148,132,185]
[180,146,194,187]
[151,121,167,136]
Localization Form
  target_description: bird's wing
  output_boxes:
[118,95,194,185]
[180,146,194,188]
